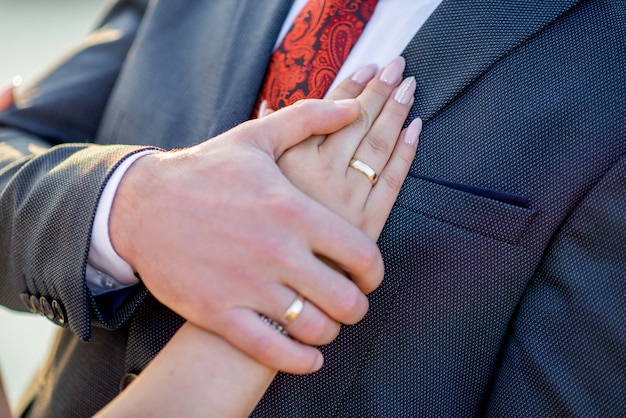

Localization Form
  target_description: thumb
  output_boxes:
[254,99,361,159]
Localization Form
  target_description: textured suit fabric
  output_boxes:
[0,0,624,416]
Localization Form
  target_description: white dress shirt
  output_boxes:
[87,0,443,294]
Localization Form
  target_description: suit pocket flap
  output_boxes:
[396,176,537,244]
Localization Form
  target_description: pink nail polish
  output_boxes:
[379,57,406,85]
[404,118,422,146]
[351,64,378,84]
[394,77,416,105]
[258,100,268,118]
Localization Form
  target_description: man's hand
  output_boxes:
[109,99,385,374]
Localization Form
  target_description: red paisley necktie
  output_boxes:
[255,0,378,115]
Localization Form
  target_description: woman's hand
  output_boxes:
[263,57,421,346]
[96,58,422,418]
[278,56,421,242]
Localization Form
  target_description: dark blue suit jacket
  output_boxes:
[0,0,624,416]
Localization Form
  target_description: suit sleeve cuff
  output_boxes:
[87,149,157,294]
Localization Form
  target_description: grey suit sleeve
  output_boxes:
[0,0,154,341]
[485,154,626,416]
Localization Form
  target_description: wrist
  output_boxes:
[109,152,159,271]
[90,151,157,286]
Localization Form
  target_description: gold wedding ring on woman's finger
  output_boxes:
[349,158,378,185]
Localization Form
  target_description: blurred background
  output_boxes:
[0,0,107,412]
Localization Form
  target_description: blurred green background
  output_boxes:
[0,0,107,412]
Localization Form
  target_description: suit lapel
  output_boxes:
[98,1,295,148]
[256,1,588,416]
[206,1,295,137]
[403,0,581,123]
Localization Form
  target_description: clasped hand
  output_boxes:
[108,57,420,374]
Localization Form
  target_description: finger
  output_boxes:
[346,76,416,197]
[218,308,324,374]
[259,65,377,120]
[322,56,407,161]
[282,296,341,345]
[258,64,374,121]
[325,63,377,101]
[248,98,361,159]
[364,118,422,239]
[299,64,378,148]
[256,284,341,345]
[282,248,373,323]
[311,217,384,295]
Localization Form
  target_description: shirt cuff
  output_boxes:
[86,150,157,295]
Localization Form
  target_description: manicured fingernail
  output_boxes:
[394,77,416,105]
[351,64,377,84]
[379,57,405,85]
[404,118,422,146]
[258,100,268,118]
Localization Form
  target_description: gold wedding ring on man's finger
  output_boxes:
[349,158,378,185]
[281,294,305,324]
[259,294,305,336]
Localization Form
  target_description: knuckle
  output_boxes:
[299,314,339,344]
[343,82,365,98]
[358,239,383,270]
[290,99,310,112]
[290,100,316,128]
[365,131,391,155]
[356,108,374,130]
[354,246,384,292]
[302,321,325,343]
[269,191,302,221]
[368,84,391,103]
[248,333,279,364]
[294,354,321,375]
[381,171,404,193]
[330,86,350,99]
[334,288,364,323]
[281,251,303,276]
[325,320,341,342]
[249,334,317,374]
